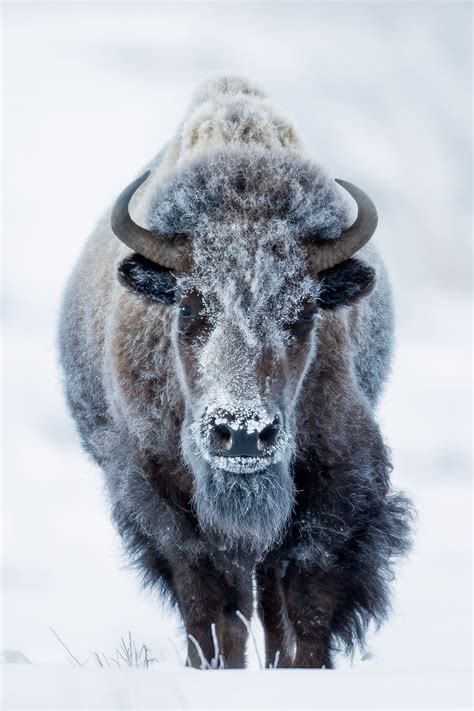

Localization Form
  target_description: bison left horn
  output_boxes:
[111,170,190,271]
[307,180,378,272]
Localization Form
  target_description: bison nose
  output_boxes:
[209,416,280,458]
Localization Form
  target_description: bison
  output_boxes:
[58,75,413,669]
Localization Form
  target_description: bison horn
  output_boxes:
[111,170,190,271]
[307,179,378,272]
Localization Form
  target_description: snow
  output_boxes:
[2,666,472,710]
[2,2,471,709]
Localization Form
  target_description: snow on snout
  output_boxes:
[205,401,272,434]
[188,400,275,440]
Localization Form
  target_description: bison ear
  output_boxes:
[117,253,177,305]
[317,258,376,309]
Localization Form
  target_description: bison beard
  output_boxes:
[192,462,295,551]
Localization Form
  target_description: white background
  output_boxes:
[2,1,472,708]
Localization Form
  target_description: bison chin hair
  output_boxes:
[191,462,295,553]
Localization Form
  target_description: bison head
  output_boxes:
[112,147,377,551]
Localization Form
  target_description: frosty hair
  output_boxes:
[58,74,414,667]
[150,145,348,240]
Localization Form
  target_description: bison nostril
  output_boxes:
[213,423,233,449]
[259,417,280,447]
[207,413,281,459]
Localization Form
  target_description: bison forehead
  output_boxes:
[148,145,347,242]
[147,145,349,334]
[179,240,317,352]
[199,241,315,329]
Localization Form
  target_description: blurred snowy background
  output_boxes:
[2,1,472,708]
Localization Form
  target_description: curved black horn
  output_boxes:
[111,170,189,271]
[307,179,378,272]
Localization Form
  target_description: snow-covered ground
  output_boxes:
[2,2,472,709]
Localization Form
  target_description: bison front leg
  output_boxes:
[256,564,294,668]
[173,558,252,669]
[284,567,336,669]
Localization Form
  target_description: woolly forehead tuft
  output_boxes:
[148,146,348,242]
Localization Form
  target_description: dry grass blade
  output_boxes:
[94,652,104,668]
[210,623,221,669]
[50,630,161,670]
[49,627,88,668]
[187,634,210,670]
[235,611,263,670]
[269,650,280,669]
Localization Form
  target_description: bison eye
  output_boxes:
[177,290,204,322]
[179,303,196,319]
[288,303,318,339]
[299,305,318,322]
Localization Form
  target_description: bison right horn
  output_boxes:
[111,170,191,272]
[306,180,378,273]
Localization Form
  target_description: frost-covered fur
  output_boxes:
[152,146,350,551]
[58,75,413,668]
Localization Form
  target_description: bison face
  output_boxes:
[113,148,377,552]
[172,255,319,551]
[171,236,374,551]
